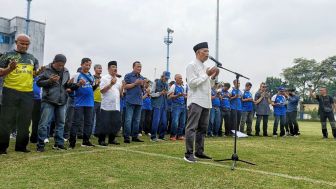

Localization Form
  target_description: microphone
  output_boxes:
[208,56,222,67]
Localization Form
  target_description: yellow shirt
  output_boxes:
[94,86,102,102]
[0,51,38,92]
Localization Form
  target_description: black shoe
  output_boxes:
[53,145,67,150]
[124,139,131,143]
[15,148,31,153]
[109,140,120,145]
[247,133,253,136]
[255,133,260,136]
[0,151,7,155]
[184,155,197,163]
[195,153,212,159]
[132,138,144,142]
[98,141,108,147]
[69,142,76,149]
[81,141,95,147]
[36,147,45,152]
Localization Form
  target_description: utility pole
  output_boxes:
[26,0,32,35]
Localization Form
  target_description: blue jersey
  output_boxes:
[171,84,185,105]
[33,77,41,100]
[74,72,94,107]
[142,92,152,110]
[272,94,287,116]
[242,90,253,112]
[211,88,221,107]
[220,90,231,109]
[230,88,242,111]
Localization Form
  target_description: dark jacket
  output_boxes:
[37,63,78,105]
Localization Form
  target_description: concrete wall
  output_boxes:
[0,17,45,66]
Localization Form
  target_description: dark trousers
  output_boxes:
[93,102,101,135]
[70,106,94,144]
[140,109,152,134]
[64,98,74,139]
[286,111,299,135]
[0,87,33,151]
[221,109,231,136]
[273,115,286,136]
[230,109,241,134]
[98,110,121,143]
[30,99,41,143]
[167,110,172,134]
[255,115,269,136]
[319,111,336,138]
[185,103,210,156]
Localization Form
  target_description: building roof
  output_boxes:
[0,16,46,25]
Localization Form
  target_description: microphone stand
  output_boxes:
[209,58,256,170]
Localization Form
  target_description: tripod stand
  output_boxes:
[209,57,256,170]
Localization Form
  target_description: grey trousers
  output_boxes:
[240,111,253,134]
[185,103,210,156]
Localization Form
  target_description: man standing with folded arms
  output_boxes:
[184,42,219,163]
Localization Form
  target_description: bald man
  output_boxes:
[0,34,39,154]
[168,74,187,141]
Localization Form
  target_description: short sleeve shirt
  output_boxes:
[271,94,286,116]
[0,50,39,92]
[230,88,242,110]
[73,72,95,107]
[124,72,144,105]
[242,90,253,112]
[100,74,122,111]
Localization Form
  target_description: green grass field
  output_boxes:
[0,121,336,189]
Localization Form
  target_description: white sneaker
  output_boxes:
[150,138,159,142]
[10,134,16,139]
[44,138,50,143]
[138,133,142,137]
[64,138,68,142]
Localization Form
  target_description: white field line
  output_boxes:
[1,141,336,187]
[10,143,335,187]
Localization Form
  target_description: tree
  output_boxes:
[265,77,287,96]
[282,56,336,102]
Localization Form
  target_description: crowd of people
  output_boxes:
[0,34,335,158]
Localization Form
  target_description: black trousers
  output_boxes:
[230,109,241,134]
[30,99,41,143]
[255,115,269,136]
[221,109,231,136]
[97,110,121,143]
[286,111,299,135]
[319,111,336,137]
[63,98,74,139]
[140,109,152,134]
[0,87,33,151]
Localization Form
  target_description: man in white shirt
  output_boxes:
[184,42,219,163]
[97,61,122,146]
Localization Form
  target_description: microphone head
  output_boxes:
[208,55,214,60]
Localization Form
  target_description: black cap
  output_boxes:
[53,54,67,63]
[193,42,208,53]
[108,61,117,67]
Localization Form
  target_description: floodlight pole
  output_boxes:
[26,0,32,35]
[164,28,174,72]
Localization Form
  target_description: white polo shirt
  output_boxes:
[186,58,214,109]
[100,74,122,111]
